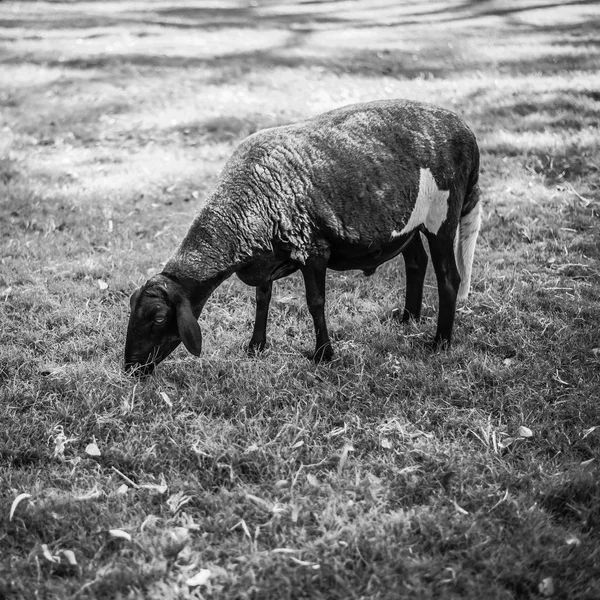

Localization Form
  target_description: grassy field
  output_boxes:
[2,0,600,598]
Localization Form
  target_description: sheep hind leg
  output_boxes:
[301,257,333,362]
[425,230,461,351]
[248,281,272,354]
[399,233,428,323]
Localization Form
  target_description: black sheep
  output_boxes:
[125,99,481,375]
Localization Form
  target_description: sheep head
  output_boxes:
[124,274,202,376]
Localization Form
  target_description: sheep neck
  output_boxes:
[163,199,268,304]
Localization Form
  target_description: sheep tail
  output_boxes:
[455,181,482,302]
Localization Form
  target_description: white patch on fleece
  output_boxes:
[391,168,449,237]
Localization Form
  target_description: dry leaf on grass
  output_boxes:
[9,493,32,521]
[159,391,172,407]
[518,426,533,438]
[108,529,131,542]
[139,474,168,494]
[85,443,101,457]
[582,425,600,439]
[61,550,77,566]
[565,535,581,546]
[41,544,59,563]
[186,568,211,588]
[453,500,469,515]
[538,577,554,597]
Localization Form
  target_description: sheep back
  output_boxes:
[171,99,479,279]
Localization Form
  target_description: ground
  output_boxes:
[1,1,600,598]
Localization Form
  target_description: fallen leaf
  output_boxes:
[538,577,554,597]
[41,544,59,563]
[380,437,393,449]
[291,440,304,449]
[159,391,172,407]
[139,474,168,494]
[116,484,129,495]
[518,426,533,438]
[186,568,211,588]
[97,279,108,290]
[40,364,67,377]
[289,556,316,566]
[565,535,580,546]
[108,529,131,541]
[85,443,101,457]
[61,549,77,566]
[453,500,469,515]
[582,425,600,439]
[9,493,32,521]
[498,437,515,449]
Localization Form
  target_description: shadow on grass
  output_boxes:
[167,113,294,145]
[10,48,453,80]
[4,0,598,31]
[1,0,599,80]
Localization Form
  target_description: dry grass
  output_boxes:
[1,1,600,598]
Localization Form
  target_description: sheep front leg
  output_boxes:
[400,233,428,322]
[425,230,461,350]
[248,281,272,354]
[301,257,333,362]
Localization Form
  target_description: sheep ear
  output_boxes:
[176,297,202,356]
[129,288,142,309]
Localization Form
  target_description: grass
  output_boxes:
[1,0,600,598]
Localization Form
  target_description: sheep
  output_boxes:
[124,99,481,375]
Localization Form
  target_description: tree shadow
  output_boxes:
[2,0,599,203]
[9,45,452,80]
[1,0,598,84]
[166,113,295,145]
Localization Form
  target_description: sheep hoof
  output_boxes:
[247,340,266,355]
[311,344,333,363]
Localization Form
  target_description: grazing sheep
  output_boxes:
[124,99,481,375]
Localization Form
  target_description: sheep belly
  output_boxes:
[327,230,416,272]
[236,253,299,286]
